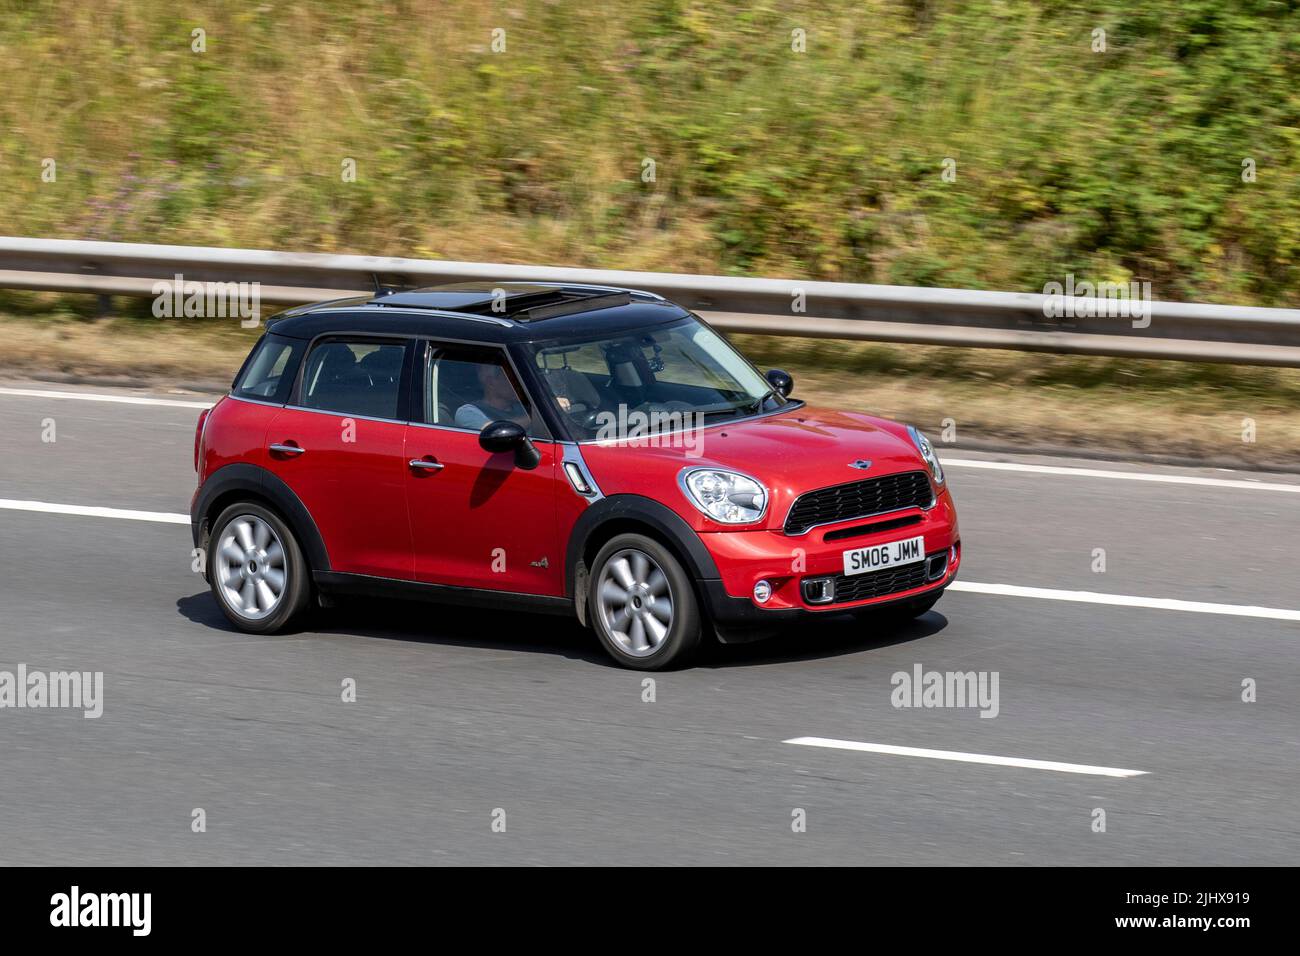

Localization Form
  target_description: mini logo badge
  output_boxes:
[848,459,873,470]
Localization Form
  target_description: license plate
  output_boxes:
[842,535,925,576]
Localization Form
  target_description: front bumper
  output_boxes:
[697,488,960,637]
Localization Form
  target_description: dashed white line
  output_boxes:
[0,499,190,525]
[0,386,212,409]
[784,736,1148,778]
[948,581,1300,622]
[944,457,1300,493]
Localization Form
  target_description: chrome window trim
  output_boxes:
[225,394,286,409]
[408,418,557,445]
[281,404,408,427]
[408,419,476,435]
[407,419,555,441]
[235,391,559,437]
[782,473,937,538]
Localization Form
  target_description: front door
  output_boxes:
[405,342,563,595]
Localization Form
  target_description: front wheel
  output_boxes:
[588,533,701,670]
[208,502,311,634]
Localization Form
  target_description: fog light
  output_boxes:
[801,577,836,605]
[753,580,772,604]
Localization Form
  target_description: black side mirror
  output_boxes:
[765,368,794,398]
[479,420,541,470]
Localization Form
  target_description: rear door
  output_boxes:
[263,335,415,580]
[405,341,564,595]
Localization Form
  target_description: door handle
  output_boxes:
[269,443,305,456]
[408,458,445,471]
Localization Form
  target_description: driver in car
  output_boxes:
[455,362,535,430]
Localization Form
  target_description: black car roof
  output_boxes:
[266,282,692,344]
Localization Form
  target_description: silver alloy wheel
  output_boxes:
[214,514,287,621]
[596,548,674,658]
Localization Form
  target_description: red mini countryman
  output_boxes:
[191,283,960,669]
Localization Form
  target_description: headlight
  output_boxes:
[906,425,945,485]
[680,469,768,524]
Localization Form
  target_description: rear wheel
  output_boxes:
[588,533,701,670]
[208,502,311,634]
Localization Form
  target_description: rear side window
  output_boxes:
[233,334,303,403]
[299,339,408,420]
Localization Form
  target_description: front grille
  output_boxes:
[822,514,922,542]
[823,552,943,605]
[784,470,933,535]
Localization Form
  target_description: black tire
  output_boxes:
[587,533,702,670]
[208,502,311,634]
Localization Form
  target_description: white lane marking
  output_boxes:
[784,736,1147,778]
[0,386,212,409]
[944,457,1300,493]
[948,581,1300,622]
[0,499,189,524]
[1,498,1298,622]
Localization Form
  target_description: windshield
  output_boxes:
[525,315,786,440]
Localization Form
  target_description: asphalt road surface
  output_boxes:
[0,381,1297,865]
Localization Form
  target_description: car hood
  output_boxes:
[579,405,935,532]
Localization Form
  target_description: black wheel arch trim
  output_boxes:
[564,494,721,600]
[191,463,331,571]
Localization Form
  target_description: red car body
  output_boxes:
[192,283,959,668]
[575,409,960,614]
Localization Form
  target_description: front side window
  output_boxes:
[298,339,407,420]
[524,316,782,439]
[425,345,535,433]
[233,333,303,403]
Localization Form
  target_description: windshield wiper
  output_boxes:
[697,392,774,421]
[702,390,769,421]
[699,405,745,420]
[744,388,777,415]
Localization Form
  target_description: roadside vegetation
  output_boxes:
[1,1,1297,466]
[3,0,1300,303]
